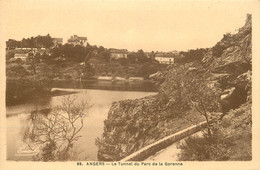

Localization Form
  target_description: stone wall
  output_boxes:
[120,121,207,161]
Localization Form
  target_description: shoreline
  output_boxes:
[6,89,78,116]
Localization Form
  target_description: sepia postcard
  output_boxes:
[0,0,260,170]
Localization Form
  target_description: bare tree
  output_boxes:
[160,65,221,137]
[23,95,91,161]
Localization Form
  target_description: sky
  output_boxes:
[0,0,255,52]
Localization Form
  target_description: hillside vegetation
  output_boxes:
[97,14,252,161]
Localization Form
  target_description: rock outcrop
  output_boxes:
[97,14,252,161]
[97,95,204,161]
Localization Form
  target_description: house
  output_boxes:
[109,49,128,59]
[52,38,63,47]
[155,52,175,64]
[67,35,87,46]
[14,53,27,61]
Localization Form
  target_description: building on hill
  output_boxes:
[52,38,63,47]
[109,49,128,60]
[155,52,175,64]
[14,53,28,61]
[67,35,87,46]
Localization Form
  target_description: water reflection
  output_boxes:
[21,95,89,161]
[7,89,157,161]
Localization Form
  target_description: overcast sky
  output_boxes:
[0,0,254,52]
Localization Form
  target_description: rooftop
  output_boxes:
[109,48,128,54]
[155,52,176,58]
[68,35,87,42]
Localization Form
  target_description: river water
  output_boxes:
[6,82,157,161]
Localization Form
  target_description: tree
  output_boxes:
[6,39,21,48]
[26,52,54,92]
[6,64,32,105]
[35,34,54,48]
[212,43,225,58]
[127,52,138,63]
[23,95,91,161]
[136,62,162,79]
[160,65,221,136]
[136,49,149,63]
[177,48,207,64]
[27,52,40,75]
[6,50,15,60]
[100,51,110,62]
[21,37,35,47]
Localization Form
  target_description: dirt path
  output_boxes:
[145,131,203,161]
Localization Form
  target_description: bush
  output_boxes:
[136,62,163,79]
[6,50,15,60]
[212,43,225,58]
[178,129,230,161]
[117,58,129,66]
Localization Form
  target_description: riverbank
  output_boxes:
[51,79,158,92]
[6,89,78,116]
[6,89,78,107]
[6,78,158,108]
[6,89,157,161]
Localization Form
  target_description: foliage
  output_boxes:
[177,48,207,63]
[212,43,225,58]
[51,44,103,62]
[99,51,110,62]
[117,58,129,66]
[6,64,33,104]
[6,50,15,60]
[178,100,252,161]
[178,129,230,161]
[160,65,221,135]
[127,52,138,63]
[127,49,151,64]
[6,51,54,105]
[76,62,95,79]
[136,49,150,63]
[23,95,90,161]
[6,39,21,49]
[219,101,252,160]
[6,34,54,48]
[6,64,29,77]
[26,52,54,90]
[136,62,164,79]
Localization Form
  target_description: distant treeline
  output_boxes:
[176,48,208,64]
[6,34,54,48]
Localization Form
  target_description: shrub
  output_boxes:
[212,43,225,58]
[178,129,230,161]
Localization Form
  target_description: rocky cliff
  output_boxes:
[97,14,252,161]
[96,95,204,161]
[204,14,252,113]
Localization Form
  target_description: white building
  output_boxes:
[14,53,27,61]
[155,53,175,64]
[67,35,87,46]
[110,49,128,59]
